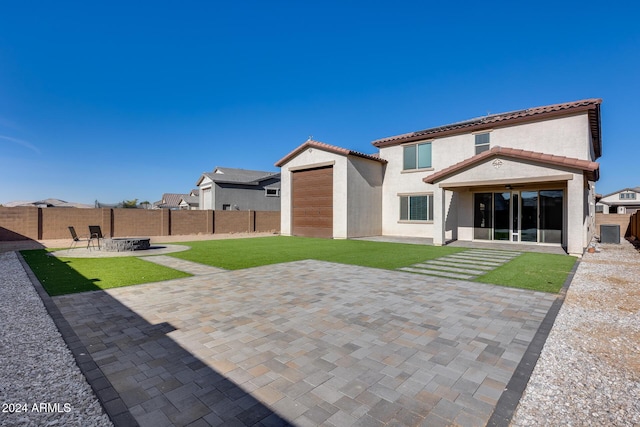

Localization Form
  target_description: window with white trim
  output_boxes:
[403,142,432,170]
[399,194,434,221]
[265,188,280,197]
[620,192,636,200]
[475,133,490,155]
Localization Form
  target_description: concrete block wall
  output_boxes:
[112,209,164,237]
[171,210,212,235]
[255,211,280,232]
[595,212,631,238]
[41,208,106,240]
[0,207,281,241]
[0,207,40,240]
[214,210,255,234]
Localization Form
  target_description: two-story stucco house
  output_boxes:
[597,187,640,214]
[276,99,602,256]
[196,167,281,211]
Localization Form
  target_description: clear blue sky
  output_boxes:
[1,1,638,205]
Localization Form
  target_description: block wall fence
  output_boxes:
[0,207,280,241]
[594,213,632,239]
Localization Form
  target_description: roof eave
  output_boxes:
[373,101,602,149]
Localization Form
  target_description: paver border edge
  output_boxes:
[485,256,581,427]
[16,251,139,427]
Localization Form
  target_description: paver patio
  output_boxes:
[53,259,557,426]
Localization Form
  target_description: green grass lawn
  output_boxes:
[21,236,576,296]
[167,236,465,270]
[21,250,191,296]
[476,252,577,293]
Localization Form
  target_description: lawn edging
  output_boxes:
[16,252,136,426]
[485,257,580,426]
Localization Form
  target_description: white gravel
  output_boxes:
[511,241,640,426]
[0,251,113,427]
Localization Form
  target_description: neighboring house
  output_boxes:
[195,167,281,211]
[276,99,602,256]
[5,198,94,208]
[178,189,200,210]
[154,193,186,210]
[597,187,640,214]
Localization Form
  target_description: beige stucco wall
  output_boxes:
[379,112,594,240]
[346,157,384,237]
[379,145,436,237]
[279,147,385,239]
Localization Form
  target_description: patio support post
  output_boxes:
[433,187,446,246]
[566,174,584,256]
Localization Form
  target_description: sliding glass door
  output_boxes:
[473,190,563,244]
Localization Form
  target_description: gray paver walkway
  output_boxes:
[398,249,522,280]
[53,260,556,426]
[141,255,227,275]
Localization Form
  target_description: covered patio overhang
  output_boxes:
[423,147,599,256]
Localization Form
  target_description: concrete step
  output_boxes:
[413,263,486,276]
[424,260,495,271]
[398,267,475,280]
[443,255,504,266]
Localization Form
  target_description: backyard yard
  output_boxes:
[22,236,577,296]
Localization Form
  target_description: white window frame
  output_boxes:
[402,141,433,171]
[474,132,491,155]
[398,193,434,222]
[265,188,280,197]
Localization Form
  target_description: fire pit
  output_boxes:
[102,238,151,252]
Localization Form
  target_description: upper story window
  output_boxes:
[265,188,280,197]
[403,142,432,170]
[620,192,636,200]
[475,133,490,155]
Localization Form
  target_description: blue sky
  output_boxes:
[1,1,638,205]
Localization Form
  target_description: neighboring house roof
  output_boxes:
[598,187,640,206]
[158,193,186,208]
[599,187,640,199]
[275,139,388,167]
[179,195,199,207]
[372,98,602,158]
[196,167,280,187]
[423,146,600,184]
[4,198,94,208]
[190,189,199,197]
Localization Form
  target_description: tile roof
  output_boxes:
[599,187,640,199]
[372,99,602,158]
[423,146,600,184]
[160,193,186,207]
[179,195,199,206]
[275,139,388,167]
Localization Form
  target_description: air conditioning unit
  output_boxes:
[600,224,620,244]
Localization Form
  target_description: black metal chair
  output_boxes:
[88,225,104,250]
[68,226,94,250]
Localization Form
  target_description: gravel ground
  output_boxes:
[512,240,640,426]
[0,251,113,427]
[2,235,638,426]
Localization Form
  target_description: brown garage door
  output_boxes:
[292,166,333,238]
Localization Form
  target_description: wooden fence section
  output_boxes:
[0,207,280,241]
[595,213,631,239]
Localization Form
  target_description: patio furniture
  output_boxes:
[88,225,104,250]
[68,226,95,250]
